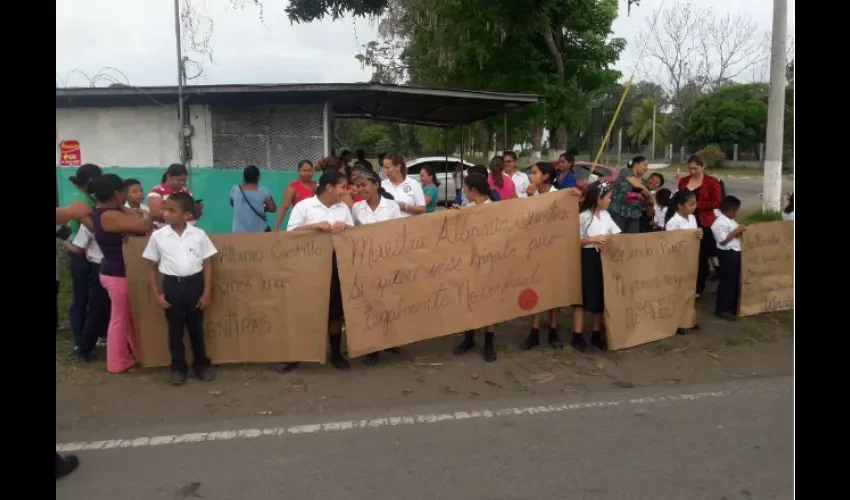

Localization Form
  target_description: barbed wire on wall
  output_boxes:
[56,67,178,107]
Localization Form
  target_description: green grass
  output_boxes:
[739,211,783,225]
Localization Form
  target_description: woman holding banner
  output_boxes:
[284,169,354,371]
[677,155,722,297]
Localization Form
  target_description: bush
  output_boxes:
[694,144,726,169]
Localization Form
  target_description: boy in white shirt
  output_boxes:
[142,192,218,386]
[70,225,110,361]
[711,196,747,321]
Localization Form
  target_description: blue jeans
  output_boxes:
[68,252,91,347]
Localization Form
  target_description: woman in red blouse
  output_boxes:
[273,160,317,231]
[678,155,722,297]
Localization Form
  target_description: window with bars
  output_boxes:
[211,103,325,170]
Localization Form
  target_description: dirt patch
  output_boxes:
[56,269,792,434]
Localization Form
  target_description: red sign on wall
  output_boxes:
[59,140,81,167]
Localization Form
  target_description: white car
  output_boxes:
[403,156,476,204]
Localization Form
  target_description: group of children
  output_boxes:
[57,154,792,385]
[59,165,219,386]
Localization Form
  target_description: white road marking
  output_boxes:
[57,387,779,453]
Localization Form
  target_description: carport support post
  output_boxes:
[444,127,450,204]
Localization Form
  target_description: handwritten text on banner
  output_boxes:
[738,220,794,317]
[333,192,582,357]
[124,232,334,367]
[601,230,700,350]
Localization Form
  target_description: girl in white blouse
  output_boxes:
[664,190,702,235]
[572,181,621,353]
[351,168,404,366]
[453,173,499,362]
[284,170,354,372]
[519,161,581,352]
[351,169,402,227]
[663,189,704,330]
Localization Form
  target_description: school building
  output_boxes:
[55,83,537,233]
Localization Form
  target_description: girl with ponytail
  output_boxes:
[452,172,499,363]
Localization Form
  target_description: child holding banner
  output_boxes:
[573,181,620,352]
[286,170,355,371]
[711,196,747,321]
[783,194,794,221]
[520,162,582,351]
[664,190,702,234]
[143,192,218,385]
[454,173,499,362]
[352,169,403,365]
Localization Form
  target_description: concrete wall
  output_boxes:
[55,105,214,168]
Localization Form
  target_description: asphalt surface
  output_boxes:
[56,376,793,500]
[705,176,794,212]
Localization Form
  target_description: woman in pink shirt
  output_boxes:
[487,156,516,201]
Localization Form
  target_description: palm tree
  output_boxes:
[627,98,668,148]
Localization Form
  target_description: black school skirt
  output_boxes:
[580,247,605,314]
[329,253,344,322]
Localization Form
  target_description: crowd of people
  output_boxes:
[57,158,793,369]
[55,150,794,479]
[57,151,796,374]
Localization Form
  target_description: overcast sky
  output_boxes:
[56,0,795,89]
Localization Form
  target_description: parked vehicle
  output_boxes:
[404,156,476,204]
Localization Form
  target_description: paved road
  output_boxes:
[56,376,792,500]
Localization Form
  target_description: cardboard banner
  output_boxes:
[123,231,334,367]
[333,192,582,357]
[738,220,794,317]
[601,230,699,350]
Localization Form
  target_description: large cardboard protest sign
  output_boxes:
[333,192,582,357]
[601,230,700,350]
[738,220,794,317]
[124,231,334,367]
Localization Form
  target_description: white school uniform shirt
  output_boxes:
[286,195,354,231]
[532,185,559,196]
[125,201,150,214]
[381,178,426,218]
[782,211,794,221]
[511,171,531,199]
[665,213,698,231]
[71,225,104,264]
[466,198,492,207]
[142,224,218,277]
[653,204,668,228]
[579,209,621,249]
[711,213,742,252]
[351,197,402,225]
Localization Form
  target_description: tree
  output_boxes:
[640,1,765,99]
[355,0,624,153]
[683,83,768,156]
[627,98,667,148]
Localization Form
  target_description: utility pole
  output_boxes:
[616,126,622,166]
[173,0,185,166]
[763,0,787,212]
[651,104,657,161]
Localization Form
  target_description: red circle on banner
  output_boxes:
[518,289,539,311]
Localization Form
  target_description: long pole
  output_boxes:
[762,0,787,212]
[651,104,657,161]
[173,0,185,166]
